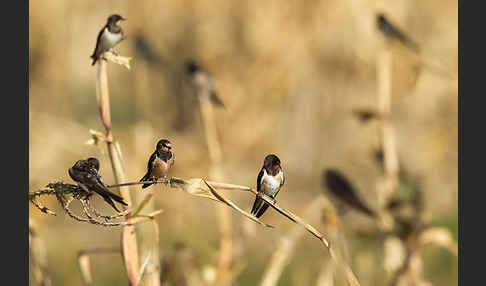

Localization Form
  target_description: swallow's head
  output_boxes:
[86,157,100,171]
[376,13,387,27]
[186,60,200,74]
[156,139,172,153]
[107,14,126,25]
[263,154,282,174]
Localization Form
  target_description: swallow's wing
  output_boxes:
[147,151,157,172]
[140,151,158,184]
[251,168,265,215]
[91,26,106,58]
[209,91,225,108]
[88,170,127,211]
[257,168,264,193]
[68,160,90,183]
[68,167,85,183]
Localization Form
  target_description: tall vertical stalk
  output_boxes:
[199,97,233,286]
[376,48,399,215]
[95,58,144,285]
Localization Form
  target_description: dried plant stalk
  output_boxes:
[259,197,326,286]
[95,57,142,285]
[199,94,233,286]
[315,258,334,286]
[77,247,120,286]
[376,47,399,210]
[29,219,52,286]
[418,227,458,256]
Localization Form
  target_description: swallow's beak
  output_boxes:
[120,17,126,21]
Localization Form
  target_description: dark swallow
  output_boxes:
[140,139,175,189]
[323,169,376,217]
[134,32,166,67]
[185,60,225,108]
[376,13,419,53]
[68,157,128,212]
[251,154,285,218]
[91,14,126,66]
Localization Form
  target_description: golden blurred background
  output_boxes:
[29,0,457,285]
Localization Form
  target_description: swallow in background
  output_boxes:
[91,14,126,65]
[186,60,225,108]
[251,154,285,218]
[68,157,128,212]
[134,32,166,67]
[140,139,175,189]
[376,13,420,53]
[323,169,376,217]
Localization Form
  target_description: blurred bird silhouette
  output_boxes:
[185,59,225,108]
[133,32,167,67]
[376,12,420,53]
[323,169,376,217]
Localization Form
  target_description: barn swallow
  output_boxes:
[186,60,225,108]
[323,169,376,217]
[376,13,419,53]
[68,157,128,212]
[91,14,126,66]
[140,139,175,189]
[251,154,285,218]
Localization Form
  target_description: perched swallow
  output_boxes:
[251,154,285,218]
[91,14,126,66]
[376,13,419,53]
[186,60,225,108]
[68,157,128,212]
[140,139,175,189]
[323,169,376,217]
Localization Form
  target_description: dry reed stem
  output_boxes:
[418,227,458,256]
[99,53,160,286]
[96,56,141,285]
[376,47,399,211]
[376,46,436,286]
[315,258,334,286]
[77,247,120,286]
[259,197,326,286]
[319,198,360,286]
[377,46,410,286]
[29,220,52,286]
[199,96,233,286]
[110,177,331,247]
